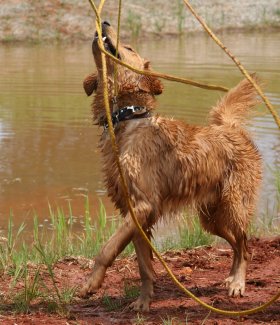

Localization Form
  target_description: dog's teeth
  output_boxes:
[102,36,107,41]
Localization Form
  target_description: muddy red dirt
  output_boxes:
[1,237,279,324]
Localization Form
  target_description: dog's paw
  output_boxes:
[224,275,234,288]
[129,296,151,312]
[225,273,245,297]
[227,279,245,297]
[78,282,99,298]
[78,266,106,298]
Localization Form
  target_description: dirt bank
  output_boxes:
[1,0,280,43]
[1,237,279,324]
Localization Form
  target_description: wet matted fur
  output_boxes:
[79,22,262,312]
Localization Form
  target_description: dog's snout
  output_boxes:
[103,21,111,27]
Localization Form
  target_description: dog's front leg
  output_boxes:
[79,216,136,297]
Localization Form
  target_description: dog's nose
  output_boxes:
[103,21,111,26]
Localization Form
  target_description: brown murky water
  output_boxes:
[0,31,279,232]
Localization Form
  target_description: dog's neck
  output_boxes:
[93,91,157,126]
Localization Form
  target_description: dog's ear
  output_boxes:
[139,75,164,95]
[150,77,164,95]
[83,72,98,96]
[138,61,163,95]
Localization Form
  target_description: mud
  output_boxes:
[1,237,279,324]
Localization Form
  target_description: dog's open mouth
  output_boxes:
[93,32,121,59]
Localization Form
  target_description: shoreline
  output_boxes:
[1,0,279,44]
[1,25,280,46]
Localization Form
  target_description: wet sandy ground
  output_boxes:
[1,237,279,324]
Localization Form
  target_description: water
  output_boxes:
[0,31,279,231]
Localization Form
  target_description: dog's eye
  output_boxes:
[124,46,134,52]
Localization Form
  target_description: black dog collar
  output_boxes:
[103,106,150,129]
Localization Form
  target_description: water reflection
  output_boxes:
[0,31,279,231]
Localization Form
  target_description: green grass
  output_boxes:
[124,280,140,299]
[249,167,280,237]
[133,313,146,324]
[102,294,123,311]
[0,198,138,275]
[0,198,214,316]
[12,265,41,313]
[161,315,178,325]
[101,281,140,312]
[0,180,279,317]
[158,215,215,252]
[0,199,121,315]
[174,0,186,35]
[275,9,280,17]
[126,10,142,40]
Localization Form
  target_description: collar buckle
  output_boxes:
[103,105,149,130]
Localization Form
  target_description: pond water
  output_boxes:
[0,31,279,232]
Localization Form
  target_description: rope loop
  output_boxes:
[87,0,280,316]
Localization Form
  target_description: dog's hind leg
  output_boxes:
[130,229,155,312]
[225,230,249,297]
[79,216,136,297]
[199,202,250,297]
[215,225,249,297]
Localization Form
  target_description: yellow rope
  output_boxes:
[183,0,280,130]
[98,44,229,92]
[88,1,228,93]
[87,0,280,316]
[100,44,230,92]
[113,0,122,98]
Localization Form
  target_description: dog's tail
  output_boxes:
[209,74,260,127]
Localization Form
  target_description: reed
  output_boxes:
[0,193,279,315]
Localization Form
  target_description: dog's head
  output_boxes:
[83,21,163,125]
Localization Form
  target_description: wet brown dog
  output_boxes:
[80,21,262,311]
